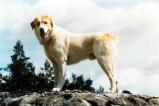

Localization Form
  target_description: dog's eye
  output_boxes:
[37,22,40,26]
[44,22,47,24]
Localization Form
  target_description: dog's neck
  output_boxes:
[53,25,71,35]
[42,25,72,46]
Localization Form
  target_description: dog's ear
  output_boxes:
[30,21,34,30]
[51,21,53,27]
[49,17,53,27]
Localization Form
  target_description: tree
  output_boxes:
[63,74,95,92]
[3,40,36,91]
[97,86,104,93]
[83,78,94,91]
[40,59,54,84]
[36,59,54,90]
[0,74,2,84]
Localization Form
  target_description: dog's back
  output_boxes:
[66,33,117,65]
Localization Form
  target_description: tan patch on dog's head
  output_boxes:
[41,16,53,27]
[30,16,53,30]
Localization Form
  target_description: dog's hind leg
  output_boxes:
[93,39,119,93]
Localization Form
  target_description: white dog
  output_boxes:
[31,16,119,93]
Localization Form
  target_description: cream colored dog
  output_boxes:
[31,16,119,93]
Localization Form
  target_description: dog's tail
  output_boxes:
[102,33,119,44]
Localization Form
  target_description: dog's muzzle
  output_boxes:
[40,28,49,38]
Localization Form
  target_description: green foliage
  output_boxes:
[40,59,54,83]
[1,40,36,91]
[0,74,2,84]
[36,59,54,90]
[63,74,95,92]
[97,86,104,93]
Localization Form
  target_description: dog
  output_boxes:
[31,15,119,93]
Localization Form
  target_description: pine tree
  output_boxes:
[38,59,54,90]
[63,74,95,92]
[40,59,54,83]
[97,86,104,93]
[0,74,2,84]
[4,40,36,91]
[83,78,94,91]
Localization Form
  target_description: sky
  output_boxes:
[1,0,159,96]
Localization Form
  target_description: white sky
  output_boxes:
[0,0,159,96]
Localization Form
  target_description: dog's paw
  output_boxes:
[52,87,61,92]
[107,89,116,94]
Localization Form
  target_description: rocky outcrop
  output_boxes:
[0,90,159,106]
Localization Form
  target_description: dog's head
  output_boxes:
[31,16,53,44]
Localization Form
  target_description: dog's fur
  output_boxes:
[31,16,119,93]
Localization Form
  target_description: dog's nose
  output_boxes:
[40,28,45,35]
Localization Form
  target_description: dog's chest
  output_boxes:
[44,43,62,63]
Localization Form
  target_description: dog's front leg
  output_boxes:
[57,59,67,90]
[52,58,67,91]
[52,62,59,88]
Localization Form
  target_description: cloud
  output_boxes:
[118,68,159,96]
[93,67,159,96]
[1,0,159,39]
[144,56,159,75]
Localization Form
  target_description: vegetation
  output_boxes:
[0,40,103,92]
[97,86,104,93]
[0,40,37,91]
[63,74,95,92]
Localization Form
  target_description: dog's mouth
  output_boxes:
[40,30,49,38]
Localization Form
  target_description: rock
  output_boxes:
[122,90,132,94]
[0,90,159,106]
